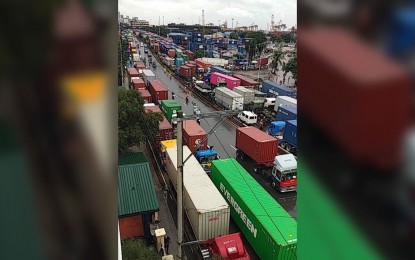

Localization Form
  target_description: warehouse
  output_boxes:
[118,153,159,242]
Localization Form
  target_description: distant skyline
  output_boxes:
[118,0,296,31]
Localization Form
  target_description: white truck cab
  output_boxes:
[238,111,258,125]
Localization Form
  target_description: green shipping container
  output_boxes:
[211,159,297,260]
[182,54,188,62]
[160,100,181,122]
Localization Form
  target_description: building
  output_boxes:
[131,19,150,28]
[118,153,159,242]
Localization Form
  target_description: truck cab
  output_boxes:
[195,147,219,175]
[237,111,258,125]
[267,121,286,137]
[199,232,250,260]
[271,154,297,192]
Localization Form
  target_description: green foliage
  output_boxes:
[118,89,163,152]
[244,31,267,60]
[121,239,159,260]
[118,37,130,86]
[195,48,205,58]
[269,46,285,75]
[283,55,297,81]
[229,32,238,39]
[233,53,245,59]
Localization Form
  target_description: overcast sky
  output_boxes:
[118,0,296,31]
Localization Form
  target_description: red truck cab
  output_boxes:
[200,232,250,260]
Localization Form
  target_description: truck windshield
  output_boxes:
[199,155,217,164]
[281,171,297,181]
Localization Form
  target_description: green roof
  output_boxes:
[118,162,159,216]
[212,159,297,246]
[118,152,148,166]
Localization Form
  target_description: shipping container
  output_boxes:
[214,87,244,111]
[153,43,160,53]
[184,50,195,61]
[165,145,230,241]
[179,65,191,78]
[168,48,176,58]
[256,57,269,66]
[211,159,297,260]
[160,100,181,123]
[141,69,156,87]
[186,63,197,77]
[233,87,255,105]
[149,80,168,105]
[138,89,152,103]
[181,54,189,62]
[299,29,412,169]
[133,53,140,62]
[144,106,175,145]
[210,72,241,89]
[261,81,297,98]
[275,106,297,121]
[183,120,208,153]
[282,120,297,151]
[232,74,260,90]
[134,61,146,71]
[274,96,297,112]
[127,68,139,83]
[235,127,278,166]
[132,78,146,90]
[202,58,229,67]
[195,59,211,72]
[209,66,232,76]
[176,57,184,67]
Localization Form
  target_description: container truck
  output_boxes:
[300,29,412,169]
[211,159,297,259]
[133,53,140,62]
[195,59,211,72]
[214,87,244,111]
[148,80,168,105]
[202,58,229,67]
[183,120,208,153]
[276,106,297,121]
[261,81,297,98]
[210,72,241,90]
[160,100,181,126]
[144,106,174,150]
[267,121,286,137]
[194,80,214,95]
[235,127,278,170]
[132,78,146,90]
[232,74,260,90]
[127,68,139,84]
[165,145,230,241]
[199,232,250,260]
[233,87,255,109]
[280,120,297,154]
[274,96,297,111]
[137,89,152,103]
[141,69,156,87]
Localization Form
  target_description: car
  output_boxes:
[237,111,258,125]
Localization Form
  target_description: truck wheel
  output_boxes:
[281,143,286,149]
[240,152,245,161]
[271,182,276,189]
[254,166,258,173]
[286,145,291,153]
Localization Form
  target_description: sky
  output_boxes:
[118,0,296,31]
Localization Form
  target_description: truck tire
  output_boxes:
[239,151,245,161]
[281,142,286,149]
[286,144,291,153]
[271,182,276,189]
[254,166,258,173]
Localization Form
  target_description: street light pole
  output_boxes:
[176,111,184,260]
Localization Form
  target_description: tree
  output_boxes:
[283,55,297,85]
[118,89,163,153]
[118,37,130,86]
[244,31,267,60]
[269,46,285,75]
[195,48,205,58]
[229,32,238,39]
[122,239,159,260]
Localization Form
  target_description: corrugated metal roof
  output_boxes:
[118,162,159,216]
[118,152,148,166]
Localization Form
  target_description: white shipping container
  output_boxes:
[165,145,230,241]
[201,57,228,66]
[133,54,140,62]
[141,69,156,84]
[233,86,255,105]
[274,96,297,112]
[214,87,244,111]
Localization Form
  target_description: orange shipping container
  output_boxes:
[183,120,208,153]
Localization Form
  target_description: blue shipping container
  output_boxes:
[210,66,232,76]
[283,120,297,148]
[176,58,184,67]
[276,106,297,121]
[261,81,297,98]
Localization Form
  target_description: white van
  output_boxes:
[238,111,258,125]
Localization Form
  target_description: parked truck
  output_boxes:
[141,69,156,87]
[148,80,168,105]
[233,87,255,109]
[199,232,250,260]
[214,87,244,111]
[165,145,230,241]
[274,96,297,111]
[261,81,297,98]
[160,100,181,126]
[210,72,241,90]
[211,159,297,259]
[279,120,297,154]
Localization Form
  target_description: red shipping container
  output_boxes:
[183,120,208,153]
[138,89,152,103]
[179,65,191,78]
[187,64,197,77]
[210,72,241,90]
[154,43,160,53]
[235,127,278,167]
[232,74,260,90]
[148,80,168,105]
[299,29,412,169]
[195,59,211,72]
[144,105,162,113]
[132,78,146,90]
[185,50,195,61]
[134,61,146,70]
[144,107,174,145]
[256,57,269,66]
[127,68,139,83]
[168,49,176,58]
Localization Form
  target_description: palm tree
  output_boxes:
[269,46,284,76]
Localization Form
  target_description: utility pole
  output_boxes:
[159,16,161,36]
[176,111,184,260]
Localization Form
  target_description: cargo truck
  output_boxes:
[233,87,255,110]
[276,106,297,121]
[165,145,230,241]
[267,121,286,137]
[274,96,297,111]
[210,72,241,90]
[211,159,297,259]
[160,100,181,126]
[214,87,244,111]
[141,69,156,87]
[199,232,250,260]
[279,120,297,154]
[261,81,297,98]
[148,80,168,105]
[232,74,260,90]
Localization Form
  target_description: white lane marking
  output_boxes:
[229,145,237,151]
